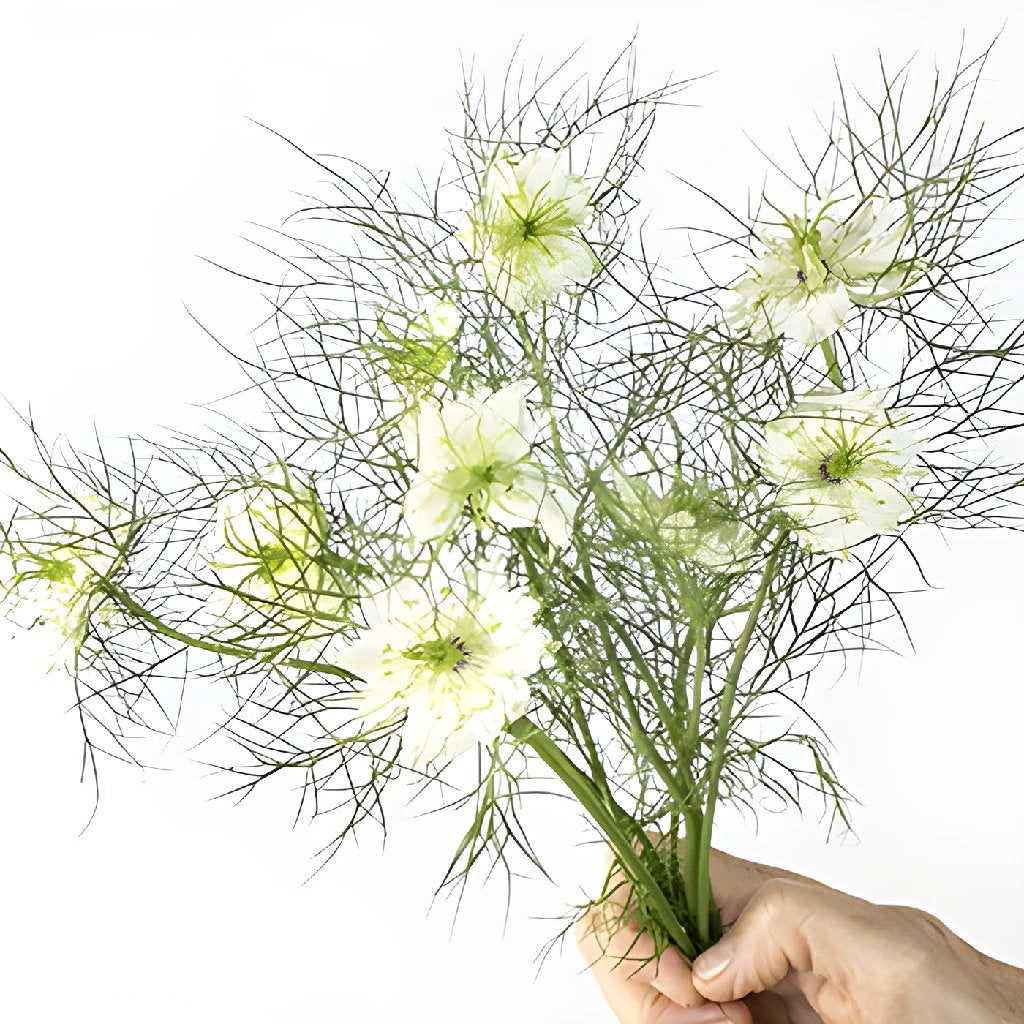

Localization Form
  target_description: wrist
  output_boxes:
[891,905,1024,1024]
[940,929,1024,1023]
[975,954,1024,1023]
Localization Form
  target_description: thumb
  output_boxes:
[690,877,877,1003]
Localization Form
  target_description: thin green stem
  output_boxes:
[512,533,611,799]
[516,314,570,471]
[576,549,697,815]
[99,581,354,680]
[682,618,708,922]
[695,542,784,946]
[683,619,707,758]
[604,616,698,796]
[506,716,697,960]
[519,531,705,942]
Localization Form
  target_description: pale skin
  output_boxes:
[576,846,1024,1024]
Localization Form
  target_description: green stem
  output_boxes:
[604,615,698,797]
[519,530,700,809]
[683,619,708,760]
[819,336,845,389]
[506,716,697,960]
[695,541,784,946]
[516,315,570,471]
[575,550,697,816]
[512,534,611,799]
[682,618,708,922]
[517,534,705,949]
[99,580,354,680]
[672,628,695,724]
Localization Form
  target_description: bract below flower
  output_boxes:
[608,470,754,572]
[0,495,133,669]
[758,389,927,553]
[466,148,597,312]
[334,562,544,768]
[368,298,459,398]
[401,381,578,545]
[726,195,919,347]
[203,463,346,619]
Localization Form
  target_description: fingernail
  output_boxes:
[692,942,732,982]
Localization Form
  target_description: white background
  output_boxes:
[2,2,1024,1022]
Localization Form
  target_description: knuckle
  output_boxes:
[752,876,806,915]
[883,903,955,958]
[742,877,820,953]
[639,984,662,1017]
[639,987,699,1024]
[894,903,948,937]
[847,904,949,989]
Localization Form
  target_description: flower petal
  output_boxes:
[403,474,467,542]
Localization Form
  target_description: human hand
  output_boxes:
[576,846,1024,1024]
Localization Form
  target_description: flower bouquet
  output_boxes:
[2,42,1022,972]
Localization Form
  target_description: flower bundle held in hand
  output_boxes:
[2,45,1023,964]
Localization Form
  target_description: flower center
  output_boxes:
[404,634,472,674]
[524,195,568,237]
[786,233,829,291]
[255,543,293,580]
[818,450,854,484]
[39,557,77,584]
[520,214,542,240]
[474,463,500,485]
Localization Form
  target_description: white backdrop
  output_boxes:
[2,2,1023,1022]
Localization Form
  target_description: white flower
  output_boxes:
[758,389,927,553]
[202,463,346,619]
[334,562,544,768]
[401,381,578,545]
[608,470,754,572]
[465,148,597,312]
[727,195,918,347]
[1,495,133,669]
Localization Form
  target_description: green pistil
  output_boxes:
[469,463,507,495]
[255,544,292,582]
[819,449,855,484]
[39,557,77,584]
[520,215,542,240]
[524,195,568,235]
[403,635,471,673]
[498,194,573,252]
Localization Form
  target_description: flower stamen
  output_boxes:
[818,454,845,484]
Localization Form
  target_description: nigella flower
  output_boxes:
[607,469,754,572]
[758,389,927,554]
[333,561,545,768]
[400,380,578,545]
[726,195,920,347]
[367,297,461,399]
[202,462,350,621]
[465,147,598,312]
[0,495,134,669]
